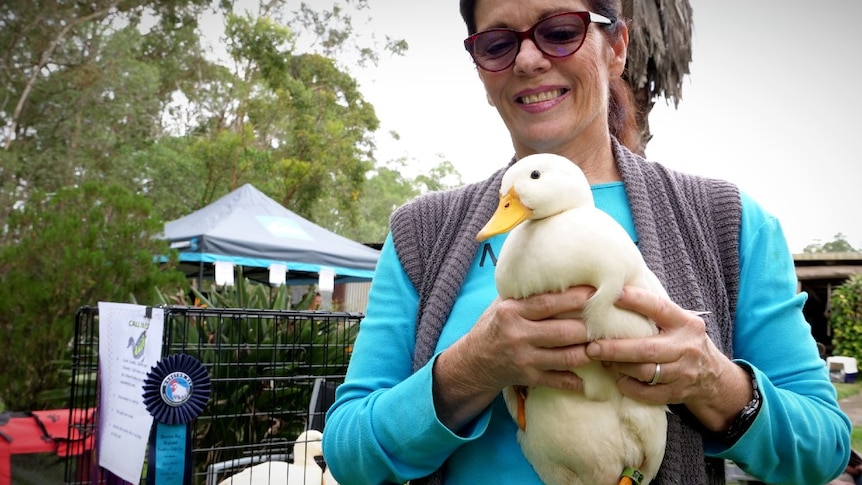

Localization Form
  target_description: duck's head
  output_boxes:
[476,153,593,241]
[293,429,324,466]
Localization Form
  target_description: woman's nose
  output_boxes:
[513,38,551,75]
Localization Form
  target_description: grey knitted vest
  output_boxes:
[389,139,741,485]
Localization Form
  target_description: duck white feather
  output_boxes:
[217,430,338,485]
[477,153,667,485]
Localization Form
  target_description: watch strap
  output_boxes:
[724,363,762,445]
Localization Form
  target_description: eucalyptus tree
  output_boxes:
[0,0,215,200]
[142,0,409,233]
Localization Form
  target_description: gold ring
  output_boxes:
[648,362,661,386]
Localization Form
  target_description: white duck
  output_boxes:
[217,430,339,485]
[476,153,667,485]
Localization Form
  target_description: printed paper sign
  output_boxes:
[97,302,165,483]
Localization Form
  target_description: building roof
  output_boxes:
[793,252,862,280]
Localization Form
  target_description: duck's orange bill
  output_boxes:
[476,188,532,241]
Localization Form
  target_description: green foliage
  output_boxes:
[413,157,464,193]
[156,269,318,312]
[146,6,399,238]
[0,0,422,245]
[153,279,356,477]
[184,309,356,477]
[0,0,211,194]
[343,162,420,243]
[830,274,862,362]
[0,0,422,413]
[853,427,862,453]
[215,12,380,228]
[126,137,212,222]
[835,381,862,400]
[320,156,464,243]
[0,182,186,410]
[803,233,858,253]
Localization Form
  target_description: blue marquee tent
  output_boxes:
[161,184,380,284]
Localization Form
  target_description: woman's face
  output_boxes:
[473,0,627,160]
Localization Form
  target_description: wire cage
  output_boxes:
[65,305,360,485]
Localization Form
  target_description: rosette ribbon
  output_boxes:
[142,353,210,485]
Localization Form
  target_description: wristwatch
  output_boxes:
[724,363,762,444]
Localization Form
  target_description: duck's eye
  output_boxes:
[530,170,541,180]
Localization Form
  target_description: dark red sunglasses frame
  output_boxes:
[463,11,614,72]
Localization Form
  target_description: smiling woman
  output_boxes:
[358,0,862,252]
[323,0,853,484]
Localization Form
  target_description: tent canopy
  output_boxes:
[162,184,380,284]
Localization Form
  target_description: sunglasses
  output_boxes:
[463,11,614,72]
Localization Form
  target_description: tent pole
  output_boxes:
[198,260,204,293]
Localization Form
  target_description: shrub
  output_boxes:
[830,274,862,361]
[0,182,185,410]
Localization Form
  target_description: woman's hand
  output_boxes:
[585,285,753,433]
[433,286,595,431]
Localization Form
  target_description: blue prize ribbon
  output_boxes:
[142,354,210,485]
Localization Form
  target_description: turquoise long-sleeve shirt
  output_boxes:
[323,181,851,484]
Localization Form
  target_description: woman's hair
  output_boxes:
[459,0,642,153]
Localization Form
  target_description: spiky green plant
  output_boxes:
[152,274,358,480]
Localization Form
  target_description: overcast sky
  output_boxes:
[350,0,862,253]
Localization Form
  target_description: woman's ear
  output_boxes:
[609,21,629,77]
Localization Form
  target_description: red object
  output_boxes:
[0,408,95,485]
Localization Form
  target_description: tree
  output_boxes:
[144,2,405,234]
[0,0,409,237]
[0,182,185,410]
[0,0,410,411]
[317,156,463,244]
[0,0,214,223]
[803,233,858,254]
[622,0,693,154]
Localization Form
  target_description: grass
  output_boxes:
[835,381,862,450]
[835,381,862,400]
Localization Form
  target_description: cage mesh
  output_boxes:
[65,306,360,484]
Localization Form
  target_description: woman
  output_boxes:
[322,0,851,483]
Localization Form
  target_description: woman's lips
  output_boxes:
[515,88,570,112]
[517,88,568,105]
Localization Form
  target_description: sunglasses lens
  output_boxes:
[535,14,588,57]
[465,12,592,71]
[470,30,519,72]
